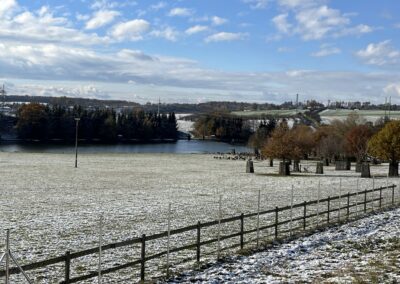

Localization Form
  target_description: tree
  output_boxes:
[248,119,276,155]
[290,125,316,171]
[262,121,302,175]
[368,121,400,177]
[344,124,373,170]
[16,103,49,140]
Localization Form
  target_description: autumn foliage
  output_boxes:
[368,121,400,176]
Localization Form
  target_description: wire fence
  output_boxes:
[0,182,399,283]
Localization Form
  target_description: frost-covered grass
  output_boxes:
[0,152,399,283]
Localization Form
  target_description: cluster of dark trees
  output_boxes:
[15,103,177,143]
[193,113,253,142]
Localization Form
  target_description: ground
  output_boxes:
[0,152,399,282]
[167,207,400,283]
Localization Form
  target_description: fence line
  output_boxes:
[0,184,399,283]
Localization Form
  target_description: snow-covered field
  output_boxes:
[0,152,399,282]
[169,207,400,283]
[320,109,400,124]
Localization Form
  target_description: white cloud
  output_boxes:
[90,0,137,10]
[150,2,167,11]
[394,23,400,29]
[311,44,341,57]
[295,6,349,40]
[335,24,374,37]
[1,43,400,103]
[168,7,193,17]
[205,32,247,43]
[11,84,111,100]
[277,0,325,9]
[185,25,209,35]
[150,26,179,41]
[356,40,400,66]
[0,8,110,45]
[76,13,90,21]
[85,10,120,30]
[0,0,17,17]
[384,83,400,97]
[211,16,228,26]
[110,19,150,41]
[243,0,269,10]
[272,3,374,41]
[272,14,291,33]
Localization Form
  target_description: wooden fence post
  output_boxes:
[303,201,306,231]
[364,189,367,213]
[347,192,350,221]
[338,179,342,221]
[140,234,146,282]
[240,213,244,249]
[372,176,375,211]
[327,196,330,224]
[356,179,359,216]
[64,251,70,284]
[196,221,201,262]
[256,190,261,249]
[392,185,395,205]
[274,207,278,239]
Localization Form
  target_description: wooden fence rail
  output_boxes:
[0,184,398,283]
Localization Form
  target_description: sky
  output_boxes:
[0,0,399,104]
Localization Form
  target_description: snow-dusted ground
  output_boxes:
[168,207,400,283]
[320,109,400,125]
[0,152,399,282]
[176,113,194,134]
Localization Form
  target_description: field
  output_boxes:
[231,109,305,117]
[320,109,400,124]
[0,152,398,283]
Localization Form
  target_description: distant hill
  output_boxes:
[4,95,290,113]
[4,95,141,109]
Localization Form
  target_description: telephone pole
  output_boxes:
[0,84,6,111]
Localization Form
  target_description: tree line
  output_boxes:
[15,103,178,143]
[193,113,253,142]
[253,114,400,177]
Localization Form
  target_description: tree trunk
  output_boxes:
[361,163,371,178]
[389,161,399,177]
[269,159,273,167]
[293,160,301,172]
[279,161,290,176]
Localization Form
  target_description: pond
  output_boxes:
[0,140,251,154]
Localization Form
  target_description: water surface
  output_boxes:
[0,140,250,154]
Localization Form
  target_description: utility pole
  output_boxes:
[74,118,80,168]
[0,84,6,111]
[157,97,160,116]
[384,97,387,120]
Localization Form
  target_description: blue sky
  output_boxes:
[0,0,399,104]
